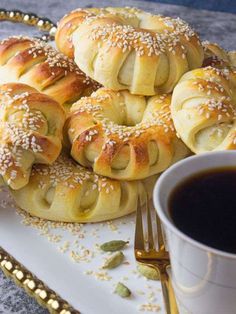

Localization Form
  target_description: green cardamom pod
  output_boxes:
[102,251,124,269]
[137,264,160,280]
[100,240,129,252]
[114,282,131,298]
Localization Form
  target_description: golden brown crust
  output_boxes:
[0,83,66,190]
[55,8,136,58]
[202,41,236,69]
[0,36,100,111]
[55,9,92,58]
[171,66,236,153]
[56,7,204,95]
[65,88,189,180]
[10,154,157,222]
[56,8,203,95]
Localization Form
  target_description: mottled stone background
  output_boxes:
[0,0,235,313]
[144,0,236,14]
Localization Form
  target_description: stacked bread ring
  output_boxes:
[171,66,236,153]
[1,6,235,223]
[0,36,100,111]
[0,83,65,189]
[56,7,204,96]
[11,154,157,222]
[65,89,188,180]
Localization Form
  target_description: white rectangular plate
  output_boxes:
[0,188,165,314]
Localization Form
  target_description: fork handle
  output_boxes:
[160,272,179,314]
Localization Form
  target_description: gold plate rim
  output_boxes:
[0,246,79,314]
[0,7,57,41]
[0,9,79,314]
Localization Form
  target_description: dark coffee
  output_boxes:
[168,168,236,254]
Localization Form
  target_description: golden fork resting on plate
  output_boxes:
[134,192,179,314]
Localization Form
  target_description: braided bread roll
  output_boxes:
[56,7,204,95]
[0,83,65,189]
[0,36,100,111]
[171,66,236,153]
[65,88,189,180]
[11,154,157,222]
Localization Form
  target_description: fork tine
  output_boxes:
[146,194,155,250]
[134,189,177,314]
[135,194,145,250]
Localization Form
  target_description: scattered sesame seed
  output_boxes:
[138,303,161,312]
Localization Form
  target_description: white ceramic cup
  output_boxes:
[153,151,236,314]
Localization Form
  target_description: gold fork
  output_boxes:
[134,191,179,314]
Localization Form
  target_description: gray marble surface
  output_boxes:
[0,0,235,313]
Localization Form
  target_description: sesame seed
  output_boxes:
[0,36,100,107]
[77,10,200,61]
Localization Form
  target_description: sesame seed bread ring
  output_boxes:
[0,36,100,111]
[171,66,236,153]
[56,7,204,95]
[10,154,157,223]
[65,88,189,180]
[0,83,65,190]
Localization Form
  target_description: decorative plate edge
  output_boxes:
[0,8,57,41]
[0,9,79,314]
[0,247,79,314]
